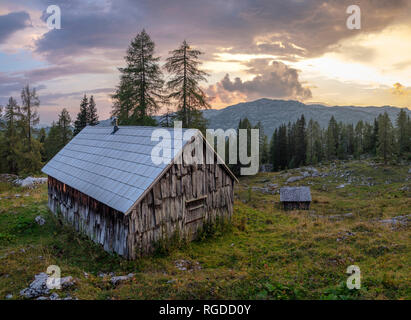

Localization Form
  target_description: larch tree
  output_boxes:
[20,85,40,151]
[164,40,210,128]
[112,29,164,125]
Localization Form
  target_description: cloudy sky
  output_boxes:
[0,0,410,124]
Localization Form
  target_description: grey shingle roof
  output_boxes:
[42,125,198,213]
[280,187,312,202]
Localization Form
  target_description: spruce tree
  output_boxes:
[74,95,89,135]
[354,121,364,158]
[87,95,99,126]
[377,112,394,164]
[164,40,210,128]
[44,122,61,160]
[112,29,164,125]
[58,108,73,146]
[270,129,279,171]
[294,115,307,167]
[396,109,408,156]
[326,116,338,160]
[0,97,21,173]
[111,75,135,124]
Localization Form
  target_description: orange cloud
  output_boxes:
[391,82,411,96]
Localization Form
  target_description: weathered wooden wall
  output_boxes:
[47,142,235,260]
[127,157,235,259]
[282,201,311,211]
[47,176,130,256]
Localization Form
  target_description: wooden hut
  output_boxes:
[280,187,311,210]
[42,125,237,259]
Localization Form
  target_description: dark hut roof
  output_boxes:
[42,125,236,214]
[280,187,312,202]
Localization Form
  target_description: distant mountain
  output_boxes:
[202,99,411,138]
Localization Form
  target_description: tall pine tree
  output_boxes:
[112,29,164,125]
[164,40,210,128]
[74,95,89,135]
[0,97,21,173]
[377,112,394,164]
[20,85,40,152]
[87,95,99,126]
[58,108,73,146]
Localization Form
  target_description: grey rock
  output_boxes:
[20,273,75,299]
[5,294,13,299]
[36,296,49,300]
[20,273,49,298]
[110,273,134,286]
[175,260,201,272]
[252,186,275,195]
[286,176,304,183]
[379,215,411,226]
[302,171,311,178]
[14,177,48,188]
[60,276,75,288]
[49,293,60,300]
[336,184,345,189]
[35,216,45,226]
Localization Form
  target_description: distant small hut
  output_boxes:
[280,187,312,210]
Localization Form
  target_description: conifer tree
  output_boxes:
[0,97,21,173]
[396,109,409,156]
[164,40,210,128]
[58,108,73,146]
[377,112,394,164]
[112,29,164,125]
[20,85,40,151]
[19,85,42,173]
[74,95,89,135]
[87,95,99,126]
[44,122,61,160]
[326,116,338,160]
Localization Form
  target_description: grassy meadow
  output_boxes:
[0,160,410,300]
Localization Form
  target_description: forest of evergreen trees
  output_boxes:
[0,86,99,175]
[254,109,411,172]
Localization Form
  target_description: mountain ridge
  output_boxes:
[201,98,411,138]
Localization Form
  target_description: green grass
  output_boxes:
[0,160,410,300]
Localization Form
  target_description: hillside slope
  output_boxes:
[203,99,411,137]
[0,160,410,300]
